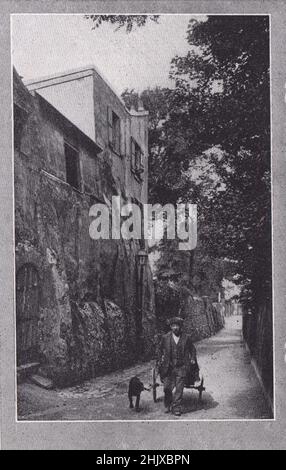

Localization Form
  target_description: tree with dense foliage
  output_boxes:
[170,15,271,307]
[123,16,271,315]
[88,14,271,309]
[85,14,159,33]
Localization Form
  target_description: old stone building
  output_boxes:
[14,66,156,386]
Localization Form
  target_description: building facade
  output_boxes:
[14,66,155,386]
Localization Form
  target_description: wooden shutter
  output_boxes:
[121,119,125,157]
[114,115,121,154]
[135,143,141,171]
[107,106,113,147]
[131,137,136,171]
[140,149,144,169]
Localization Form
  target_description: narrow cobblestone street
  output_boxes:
[17,316,272,421]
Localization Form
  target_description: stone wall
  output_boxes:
[242,301,273,408]
[180,297,224,341]
[155,282,224,341]
[14,69,156,386]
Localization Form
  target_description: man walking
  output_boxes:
[157,317,200,416]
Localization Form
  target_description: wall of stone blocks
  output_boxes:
[182,296,225,342]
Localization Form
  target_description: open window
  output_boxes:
[107,106,121,155]
[131,137,144,180]
[64,142,81,190]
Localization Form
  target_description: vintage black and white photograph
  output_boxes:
[12,13,273,421]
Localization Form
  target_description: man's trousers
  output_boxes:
[163,366,186,412]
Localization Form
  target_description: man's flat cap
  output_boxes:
[168,316,184,326]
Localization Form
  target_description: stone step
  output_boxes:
[29,374,53,390]
[17,362,40,382]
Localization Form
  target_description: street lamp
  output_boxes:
[136,249,148,356]
[137,249,148,266]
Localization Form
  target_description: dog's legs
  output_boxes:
[135,394,140,412]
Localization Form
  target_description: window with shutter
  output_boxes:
[107,106,113,147]
[131,137,144,181]
[131,137,136,171]
[107,106,121,155]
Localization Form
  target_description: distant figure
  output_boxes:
[128,376,150,412]
[157,316,200,416]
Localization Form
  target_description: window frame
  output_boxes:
[107,106,121,156]
[64,141,81,191]
[131,137,144,181]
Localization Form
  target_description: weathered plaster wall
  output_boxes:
[25,68,149,206]
[14,70,156,386]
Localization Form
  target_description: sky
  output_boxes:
[11,14,205,95]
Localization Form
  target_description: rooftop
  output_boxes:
[24,65,148,117]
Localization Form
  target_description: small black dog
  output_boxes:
[128,376,150,412]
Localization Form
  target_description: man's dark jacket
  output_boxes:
[157,331,198,380]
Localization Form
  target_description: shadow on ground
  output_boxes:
[226,388,273,419]
[138,388,219,417]
[182,391,219,414]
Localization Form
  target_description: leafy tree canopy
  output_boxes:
[87,14,270,306]
[85,14,159,33]
[123,16,271,307]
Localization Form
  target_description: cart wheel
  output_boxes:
[152,367,158,403]
[198,377,205,401]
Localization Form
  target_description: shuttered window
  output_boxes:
[107,106,121,155]
[131,137,136,171]
[107,106,113,148]
[131,137,144,180]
